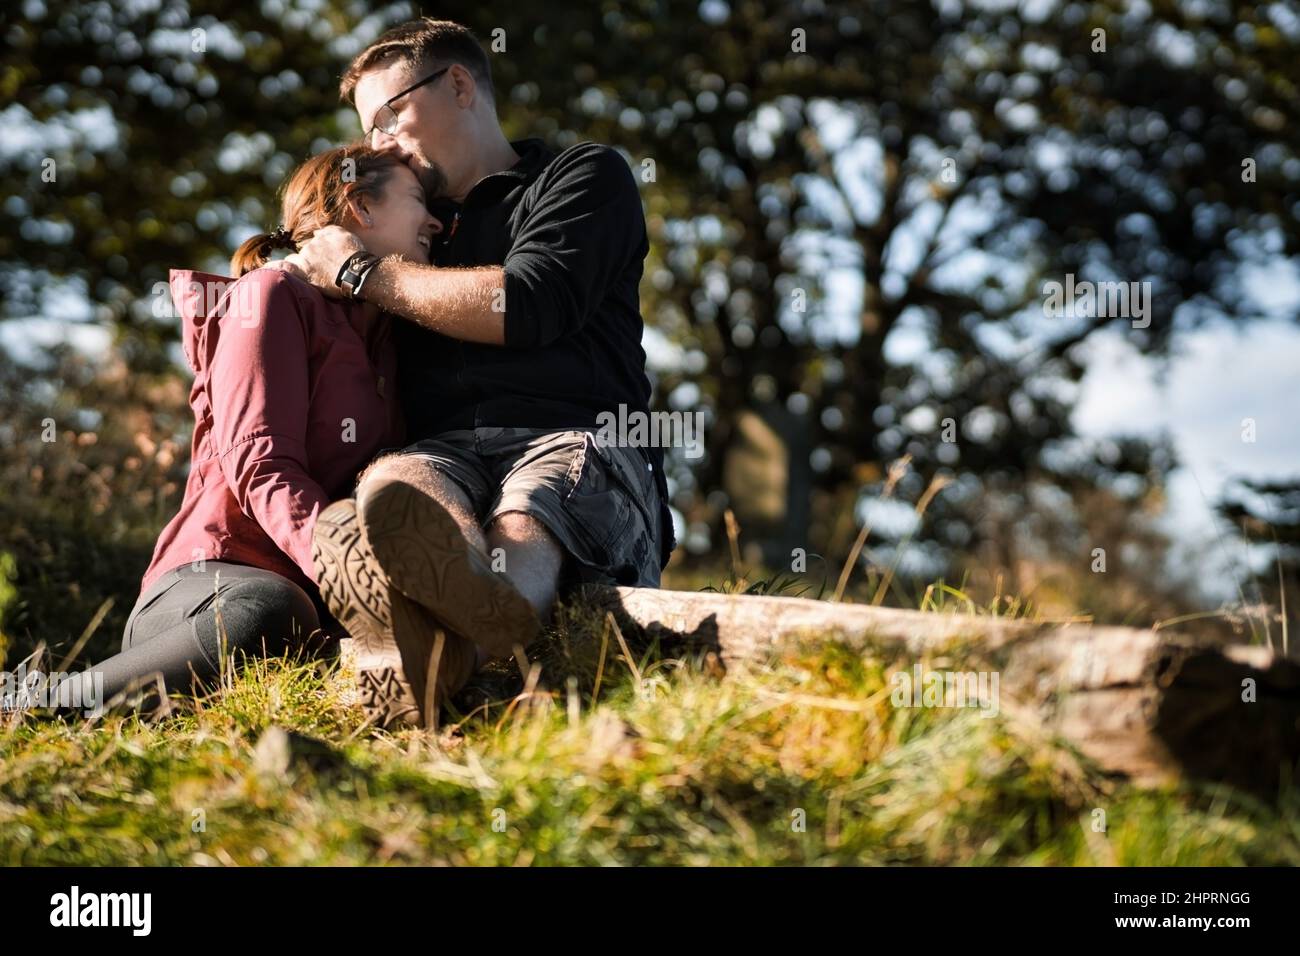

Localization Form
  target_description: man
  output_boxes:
[286,18,675,728]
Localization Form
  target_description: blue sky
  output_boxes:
[1074,316,1300,600]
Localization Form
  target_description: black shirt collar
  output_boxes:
[497,138,553,180]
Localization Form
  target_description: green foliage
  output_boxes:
[0,551,18,665]
[703,568,828,599]
[1217,476,1300,643]
[0,345,191,666]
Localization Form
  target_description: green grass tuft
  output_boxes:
[1,591,1296,866]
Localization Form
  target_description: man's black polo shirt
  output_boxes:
[398,137,675,568]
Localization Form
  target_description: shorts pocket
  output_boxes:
[563,434,653,583]
[598,444,660,537]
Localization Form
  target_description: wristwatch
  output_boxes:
[335,251,381,300]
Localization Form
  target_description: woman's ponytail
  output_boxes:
[230,227,298,277]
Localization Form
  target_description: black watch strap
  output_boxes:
[335,251,381,299]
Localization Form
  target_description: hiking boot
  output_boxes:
[312,499,478,729]
[356,478,541,659]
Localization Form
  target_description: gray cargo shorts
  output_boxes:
[396,427,664,588]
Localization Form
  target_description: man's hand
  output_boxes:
[283,225,365,295]
[261,258,308,282]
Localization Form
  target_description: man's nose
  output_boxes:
[370,128,401,153]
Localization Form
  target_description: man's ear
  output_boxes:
[449,63,477,109]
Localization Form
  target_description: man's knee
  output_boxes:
[357,451,425,494]
[488,510,562,549]
[358,453,474,516]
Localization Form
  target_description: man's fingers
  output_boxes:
[265,255,343,297]
[264,258,307,280]
[269,227,360,298]
[285,252,344,297]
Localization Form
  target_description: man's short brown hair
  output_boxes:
[339,18,494,105]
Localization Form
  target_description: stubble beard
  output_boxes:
[411,153,449,201]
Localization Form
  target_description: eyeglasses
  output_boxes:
[365,66,450,139]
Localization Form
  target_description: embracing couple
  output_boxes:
[64,19,674,727]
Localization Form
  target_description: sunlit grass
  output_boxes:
[1,588,1295,866]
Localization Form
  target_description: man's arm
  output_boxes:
[281,225,507,344]
[499,144,647,349]
[282,143,644,347]
[364,257,506,345]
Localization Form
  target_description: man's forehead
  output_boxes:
[354,61,419,115]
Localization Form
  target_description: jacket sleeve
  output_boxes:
[207,270,329,582]
[502,143,648,349]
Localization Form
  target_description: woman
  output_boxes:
[53,144,459,723]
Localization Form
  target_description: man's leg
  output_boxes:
[480,429,665,603]
[358,452,487,554]
[355,444,541,660]
[485,511,566,622]
[356,453,501,668]
[360,453,566,621]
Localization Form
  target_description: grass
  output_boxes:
[1,584,1297,866]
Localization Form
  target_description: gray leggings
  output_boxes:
[55,562,323,709]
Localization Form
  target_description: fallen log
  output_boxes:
[334,586,1298,793]
[578,586,1300,794]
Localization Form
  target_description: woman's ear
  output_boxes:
[345,191,375,229]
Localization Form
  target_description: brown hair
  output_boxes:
[230,145,406,276]
[339,17,494,106]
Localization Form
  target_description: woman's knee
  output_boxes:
[199,574,320,660]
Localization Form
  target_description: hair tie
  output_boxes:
[270,226,295,249]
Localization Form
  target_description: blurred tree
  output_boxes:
[527,0,1299,572]
[2,0,1297,604]
[1217,475,1299,633]
[1,0,385,363]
